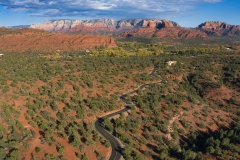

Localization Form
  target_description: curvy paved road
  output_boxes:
[94,106,132,160]
[94,65,160,160]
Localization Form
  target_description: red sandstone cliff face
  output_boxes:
[0,28,116,53]
[198,21,240,36]
[157,20,175,28]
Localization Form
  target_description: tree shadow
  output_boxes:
[146,143,158,154]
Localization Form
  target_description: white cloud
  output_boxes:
[0,0,222,18]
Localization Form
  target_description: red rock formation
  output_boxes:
[198,21,240,36]
[0,28,116,53]
[158,20,175,28]
[199,21,230,30]
[69,23,115,33]
[30,19,180,34]
[69,19,180,34]
[115,19,206,38]
[147,21,156,28]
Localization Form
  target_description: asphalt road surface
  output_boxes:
[94,65,161,160]
[94,107,130,160]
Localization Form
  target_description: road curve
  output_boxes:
[94,65,159,160]
[94,107,131,160]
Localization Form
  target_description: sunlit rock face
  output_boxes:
[29,19,180,33]
[198,21,240,36]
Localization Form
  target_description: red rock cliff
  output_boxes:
[198,21,240,36]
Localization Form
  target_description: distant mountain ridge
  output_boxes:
[12,19,240,38]
[6,25,30,29]
[29,18,180,33]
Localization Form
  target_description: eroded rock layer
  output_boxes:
[30,19,180,33]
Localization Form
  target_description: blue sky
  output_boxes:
[0,0,239,27]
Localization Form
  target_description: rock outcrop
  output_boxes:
[0,28,116,53]
[198,21,240,36]
[30,19,180,33]
[30,19,207,38]
[17,19,240,38]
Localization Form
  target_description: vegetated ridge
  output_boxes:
[0,28,116,52]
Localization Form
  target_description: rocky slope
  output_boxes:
[118,22,207,38]
[30,19,180,33]
[198,21,240,36]
[0,28,116,52]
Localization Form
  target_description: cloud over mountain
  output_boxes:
[0,0,221,18]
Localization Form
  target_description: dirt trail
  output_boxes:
[165,112,183,141]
